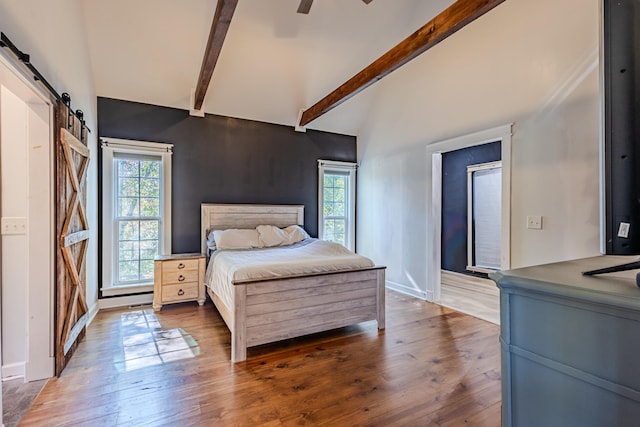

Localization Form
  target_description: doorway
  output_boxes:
[426,124,512,305]
[0,52,55,386]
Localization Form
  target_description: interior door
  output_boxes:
[55,103,90,375]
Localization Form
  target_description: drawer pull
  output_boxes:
[178,289,184,296]
[178,263,185,269]
[178,275,185,282]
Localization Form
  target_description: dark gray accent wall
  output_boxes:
[441,141,501,275]
[97,97,356,295]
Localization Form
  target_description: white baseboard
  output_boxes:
[98,293,153,310]
[441,270,499,296]
[87,301,100,327]
[25,356,54,382]
[2,362,25,381]
[386,280,429,301]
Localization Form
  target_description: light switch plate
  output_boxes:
[527,215,542,230]
[1,217,27,235]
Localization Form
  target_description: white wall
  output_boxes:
[357,0,601,298]
[0,0,98,375]
[0,86,29,377]
[0,0,98,304]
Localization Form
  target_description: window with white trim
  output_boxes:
[318,160,357,251]
[101,138,172,296]
[467,161,502,273]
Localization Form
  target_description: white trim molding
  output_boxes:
[426,123,513,302]
[101,137,173,297]
[467,160,503,274]
[98,293,154,310]
[318,160,358,251]
[101,137,173,153]
[2,362,25,381]
[386,280,430,301]
[86,302,100,327]
[0,54,56,382]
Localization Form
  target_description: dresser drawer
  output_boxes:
[162,268,199,285]
[162,282,198,303]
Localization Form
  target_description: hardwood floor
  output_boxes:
[20,290,501,426]
[2,378,47,427]
[439,270,500,325]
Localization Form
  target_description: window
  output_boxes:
[102,138,172,296]
[318,160,356,251]
[467,161,502,273]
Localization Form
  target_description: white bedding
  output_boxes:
[205,238,375,309]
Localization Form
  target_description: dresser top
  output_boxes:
[490,255,640,310]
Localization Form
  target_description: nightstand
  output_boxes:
[153,253,206,311]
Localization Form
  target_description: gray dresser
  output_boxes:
[490,256,640,427]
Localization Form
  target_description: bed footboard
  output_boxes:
[221,267,386,362]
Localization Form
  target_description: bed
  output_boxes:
[200,203,386,362]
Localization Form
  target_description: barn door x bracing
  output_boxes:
[55,105,90,376]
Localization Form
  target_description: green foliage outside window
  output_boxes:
[116,158,161,284]
[322,173,347,246]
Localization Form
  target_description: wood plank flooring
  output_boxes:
[2,378,47,427]
[20,290,501,426]
[440,270,500,325]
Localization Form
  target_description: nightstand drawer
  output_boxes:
[162,282,198,302]
[162,269,199,285]
[162,258,199,273]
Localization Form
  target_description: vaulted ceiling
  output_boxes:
[80,0,458,136]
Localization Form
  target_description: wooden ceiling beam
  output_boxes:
[193,0,238,111]
[298,0,506,127]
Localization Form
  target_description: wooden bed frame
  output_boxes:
[201,203,386,362]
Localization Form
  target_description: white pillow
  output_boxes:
[284,225,310,244]
[257,225,288,247]
[257,224,310,247]
[212,229,262,250]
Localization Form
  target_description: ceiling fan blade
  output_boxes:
[297,0,313,14]
[362,0,373,4]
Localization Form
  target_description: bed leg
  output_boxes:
[232,339,247,362]
[231,285,247,362]
[377,268,386,330]
[198,258,206,306]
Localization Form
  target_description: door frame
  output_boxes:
[426,123,512,302]
[0,51,55,382]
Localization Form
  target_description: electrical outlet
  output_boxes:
[1,217,27,235]
[618,222,630,238]
[527,215,542,230]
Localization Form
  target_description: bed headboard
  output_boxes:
[200,204,305,254]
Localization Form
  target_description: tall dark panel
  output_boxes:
[604,0,640,254]
[97,97,356,297]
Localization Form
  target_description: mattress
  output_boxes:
[204,238,375,309]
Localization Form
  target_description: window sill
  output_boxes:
[466,265,498,275]
[101,283,154,297]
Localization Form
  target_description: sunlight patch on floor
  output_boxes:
[114,309,199,372]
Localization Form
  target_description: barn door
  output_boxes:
[55,103,90,375]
